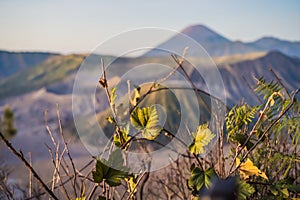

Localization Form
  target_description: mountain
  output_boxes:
[180,24,230,46]
[247,37,300,58]
[144,25,300,57]
[0,50,58,78]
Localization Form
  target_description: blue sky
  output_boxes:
[0,0,299,55]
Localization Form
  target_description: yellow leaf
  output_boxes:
[236,158,268,180]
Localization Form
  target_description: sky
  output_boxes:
[0,0,299,55]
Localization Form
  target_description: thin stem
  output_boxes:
[269,68,291,99]
[87,183,98,200]
[28,152,32,198]
[25,159,95,200]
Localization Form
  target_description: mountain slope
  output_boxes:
[0,50,58,78]
[218,51,300,105]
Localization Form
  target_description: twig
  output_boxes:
[243,75,262,104]
[100,58,119,124]
[44,143,70,200]
[56,104,78,197]
[0,131,59,200]
[25,159,95,200]
[138,172,150,200]
[269,68,291,99]
[44,110,71,199]
[171,54,211,112]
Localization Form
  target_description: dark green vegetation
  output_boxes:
[0,105,17,139]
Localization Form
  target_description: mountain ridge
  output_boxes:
[144,24,300,57]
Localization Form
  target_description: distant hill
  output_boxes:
[144,24,300,57]
[0,54,84,99]
[0,50,58,78]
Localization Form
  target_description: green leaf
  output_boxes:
[92,149,129,187]
[284,184,300,193]
[188,167,216,192]
[92,160,109,183]
[110,87,117,106]
[226,104,260,143]
[234,133,254,150]
[130,106,162,140]
[238,180,255,200]
[188,124,215,154]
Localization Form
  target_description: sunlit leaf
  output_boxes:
[188,124,215,154]
[236,158,268,180]
[126,176,137,195]
[143,126,162,140]
[269,97,275,107]
[130,106,162,140]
